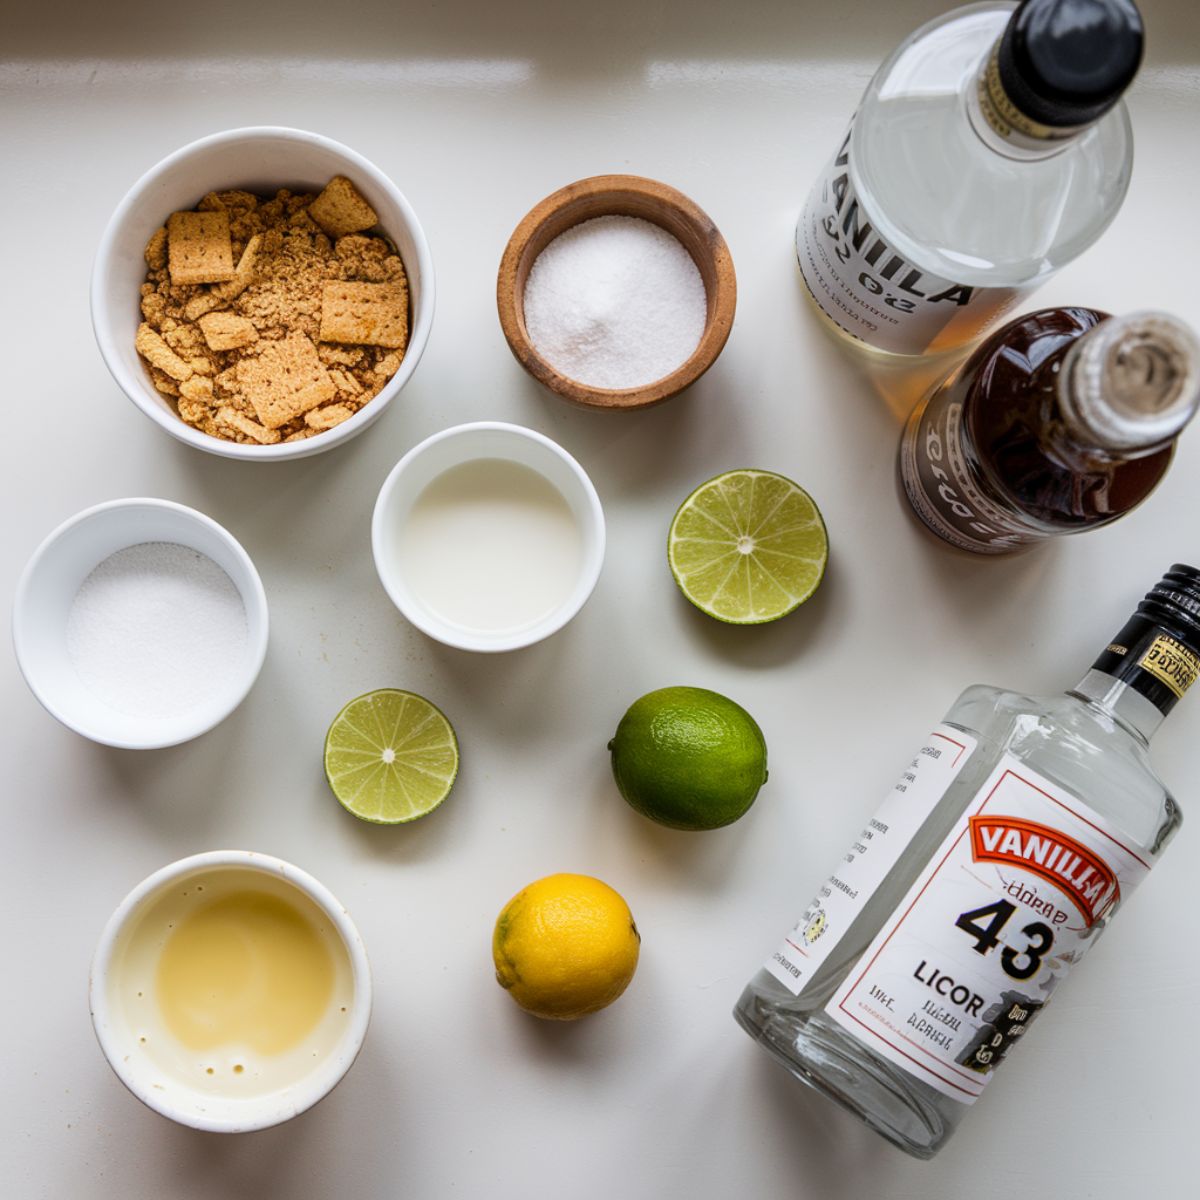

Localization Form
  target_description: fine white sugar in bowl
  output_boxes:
[522,215,708,390]
[13,498,269,749]
[91,126,435,461]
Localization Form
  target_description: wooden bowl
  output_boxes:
[497,175,736,410]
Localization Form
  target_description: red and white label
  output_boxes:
[825,756,1150,1102]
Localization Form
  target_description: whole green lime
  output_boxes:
[608,687,768,831]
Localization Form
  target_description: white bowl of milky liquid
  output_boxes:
[12,498,268,749]
[90,851,372,1132]
[372,422,605,652]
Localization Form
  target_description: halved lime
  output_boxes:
[324,689,459,824]
[668,470,827,624]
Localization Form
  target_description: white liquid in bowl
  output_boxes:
[398,459,584,633]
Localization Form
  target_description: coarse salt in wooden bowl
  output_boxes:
[497,175,737,410]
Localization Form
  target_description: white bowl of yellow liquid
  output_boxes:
[90,852,371,1132]
[372,422,605,651]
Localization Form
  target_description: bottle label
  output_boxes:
[797,123,1028,357]
[824,755,1151,1104]
[765,725,979,993]
[1093,615,1200,716]
[900,388,1042,553]
[1136,633,1200,699]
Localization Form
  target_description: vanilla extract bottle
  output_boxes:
[900,307,1200,554]
[734,567,1198,1157]
[797,0,1144,361]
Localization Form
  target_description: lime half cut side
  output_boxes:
[324,689,459,823]
[668,470,828,624]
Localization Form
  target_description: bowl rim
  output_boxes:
[11,497,270,749]
[90,124,436,462]
[371,420,606,652]
[88,850,373,1133]
[496,173,736,410]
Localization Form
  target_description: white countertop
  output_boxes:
[2,1,1198,1196]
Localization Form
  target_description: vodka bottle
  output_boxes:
[734,566,1197,1157]
[900,308,1200,553]
[797,0,1144,361]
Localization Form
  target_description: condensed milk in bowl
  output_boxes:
[90,851,371,1132]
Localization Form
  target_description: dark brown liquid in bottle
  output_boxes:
[961,307,1173,529]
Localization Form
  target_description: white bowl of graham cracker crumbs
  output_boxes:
[91,127,434,460]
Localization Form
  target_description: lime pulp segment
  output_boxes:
[668,470,827,624]
[324,689,459,823]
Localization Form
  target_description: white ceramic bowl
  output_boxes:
[372,422,606,652]
[12,498,269,749]
[91,126,435,461]
[89,851,372,1133]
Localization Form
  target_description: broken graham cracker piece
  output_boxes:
[328,368,363,396]
[320,281,408,349]
[216,406,281,445]
[307,176,378,237]
[183,291,224,322]
[198,311,258,351]
[136,323,193,382]
[235,332,336,429]
[179,376,214,403]
[305,403,355,431]
[144,227,167,270]
[166,211,235,286]
[210,234,261,302]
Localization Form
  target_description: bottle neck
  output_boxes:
[1078,563,1200,745]
[966,38,1090,162]
[1083,611,1200,736]
[1069,669,1164,743]
[1058,312,1200,458]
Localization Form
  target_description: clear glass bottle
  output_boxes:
[734,566,1198,1158]
[900,307,1200,553]
[797,0,1144,362]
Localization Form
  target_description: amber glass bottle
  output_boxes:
[899,308,1200,554]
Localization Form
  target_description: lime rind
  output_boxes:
[668,469,827,624]
[324,689,459,824]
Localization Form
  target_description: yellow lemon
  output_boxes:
[492,874,641,1020]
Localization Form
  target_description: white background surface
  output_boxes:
[3,1,1199,1196]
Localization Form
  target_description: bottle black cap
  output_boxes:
[1091,565,1200,715]
[1136,564,1200,653]
[998,0,1144,128]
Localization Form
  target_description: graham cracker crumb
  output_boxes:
[183,292,224,322]
[216,406,281,445]
[135,181,409,446]
[149,367,181,396]
[318,345,365,367]
[329,369,363,396]
[308,176,378,237]
[198,312,258,351]
[305,403,355,431]
[179,376,214,403]
[210,235,261,302]
[167,211,234,286]
[144,227,167,271]
[235,332,336,429]
[320,281,408,349]
[136,323,193,381]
